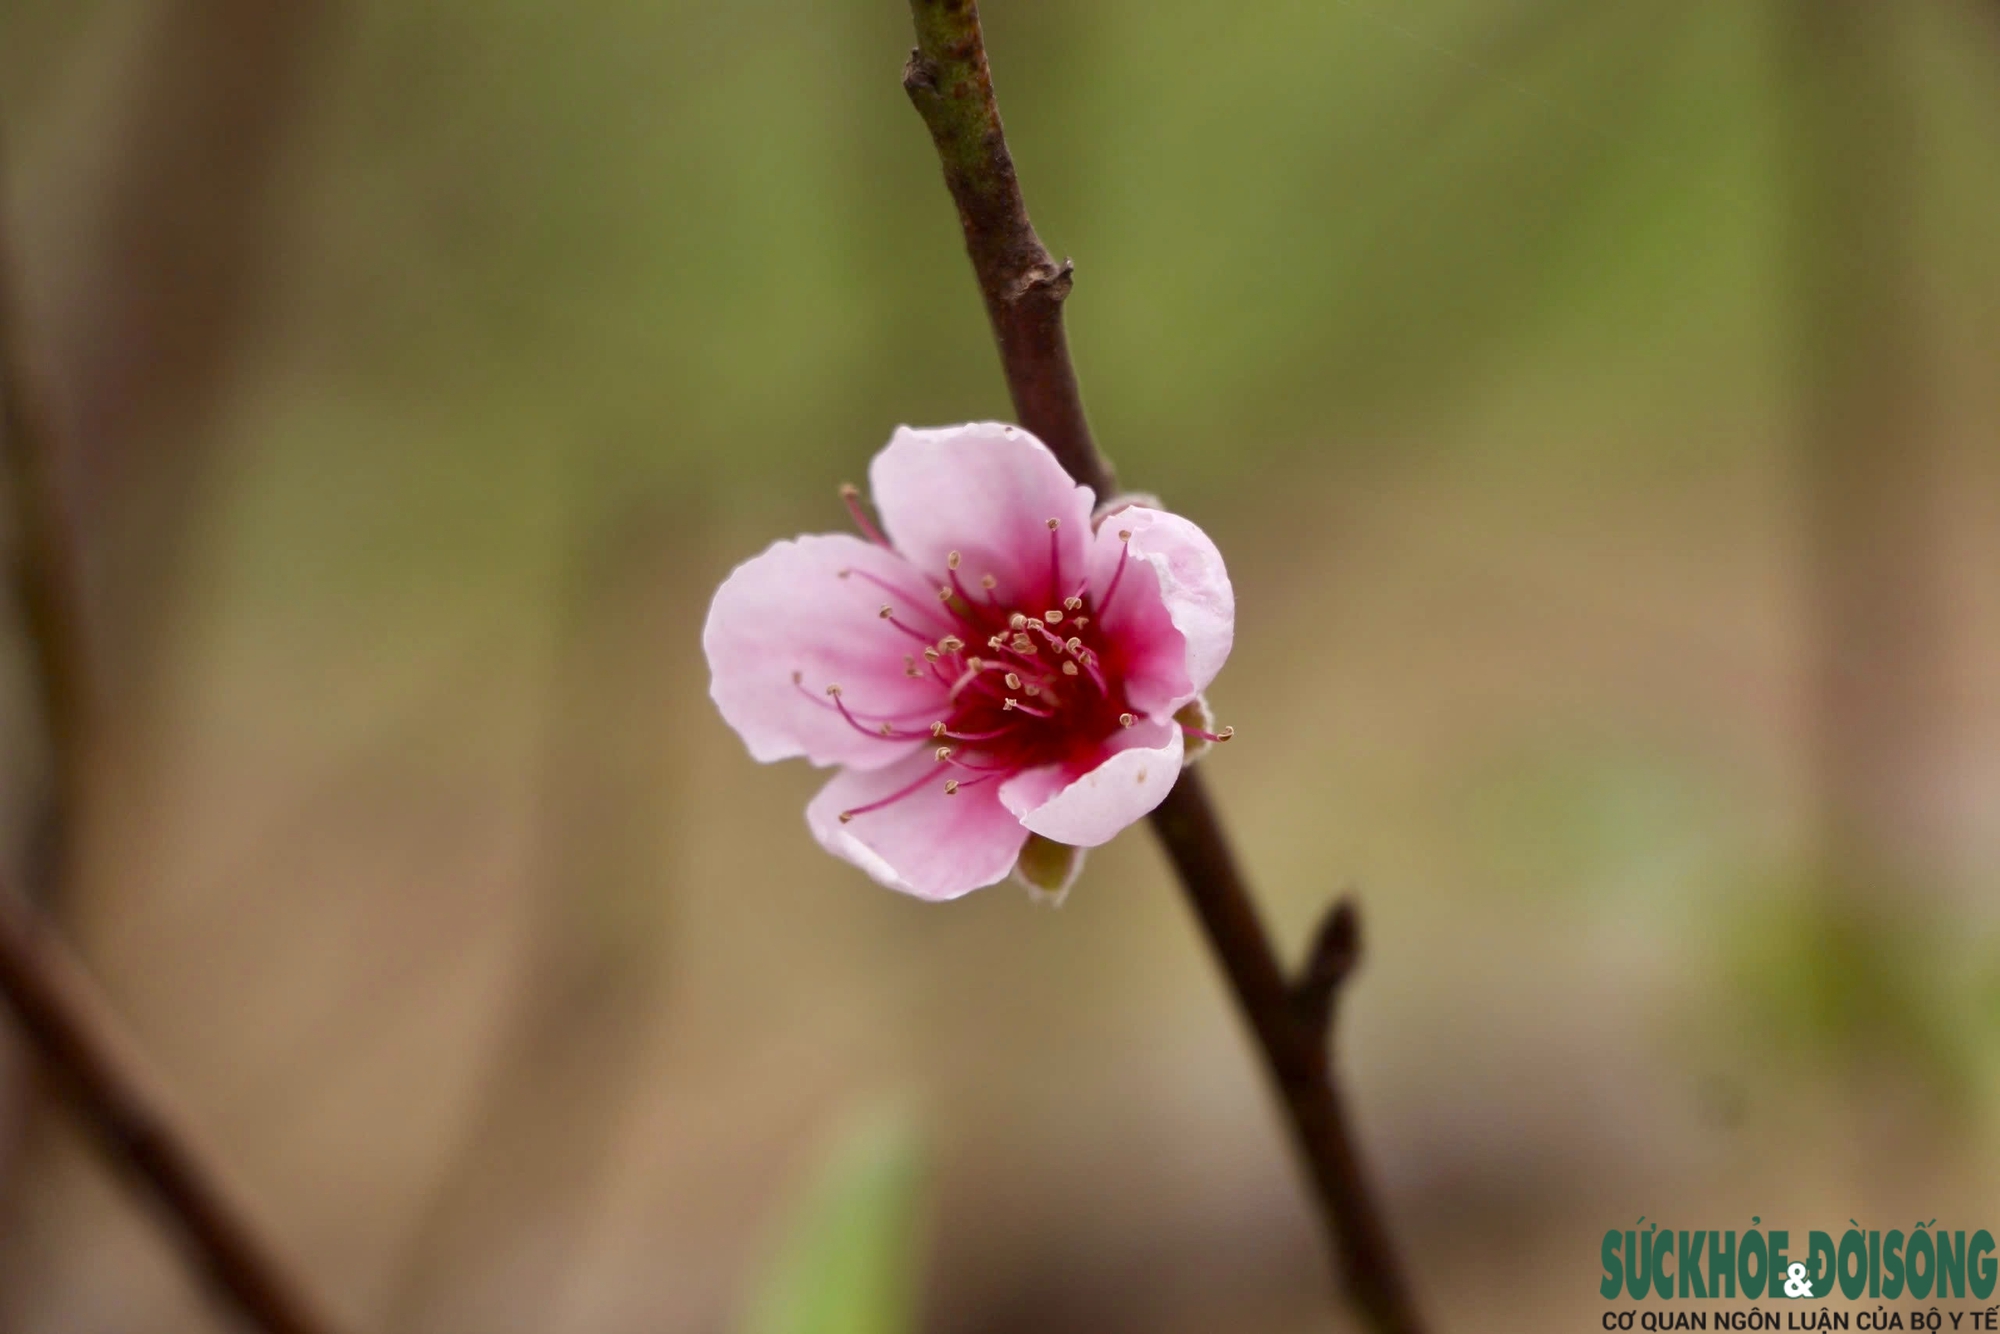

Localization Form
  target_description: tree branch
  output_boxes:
[901,5,1426,1331]
[901,1,1111,499]
[0,879,350,1334]
[2,149,348,1334]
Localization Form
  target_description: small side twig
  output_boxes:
[0,881,349,1334]
[901,5,1426,1332]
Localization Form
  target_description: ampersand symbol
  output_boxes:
[1783,1261,1813,1298]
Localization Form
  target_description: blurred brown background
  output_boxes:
[0,1,1997,1331]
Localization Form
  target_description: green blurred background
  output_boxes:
[1,1,1997,1330]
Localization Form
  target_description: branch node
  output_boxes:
[1007,258,1073,307]
[1293,893,1362,1040]
[901,48,938,99]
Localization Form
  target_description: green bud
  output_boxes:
[1013,833,1083,903]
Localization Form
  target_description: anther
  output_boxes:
[879,724,893,736]
[837,569,851,579]
[1004,672,1023,690]
[944,779,960,795]
[938,585,953,601]
[980,574,998,591]
[826,684,843,697]
[1065,637,1082,654]
[939,635,964,653]
[947,550,961,569]
[1118,529,1132,542]
[934,746,952,762]
[839,485,891,547]
[1011,634,1036,654]
[1044,609,1063,624]
[1046,517,1060,530]
[878,604,894,618]
[923,647,940,662]
[791,670,804,684]
[1071,616,1088,628]
[1009,613,1028,630]
[1062,662,1079,676]
[966,656,985,671]
[1064,596,1083,611]
[1003,698,1019,711]
[1119,712,1136,727]
[838,812,853,823]
[1023,684,1041,697]
[930,721,947,737]
[1219,726,1236,740]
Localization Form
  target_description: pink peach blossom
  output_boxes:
[703,422,1234,900]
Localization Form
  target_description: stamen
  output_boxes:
[941,723,1014,742]
[795,678,938,724]
[840,484,890,547]
[847,567,951,631]
[1096,530,1134,616]
[838,764,943,822]
[876,607,932,643]
[1046,517,1062,605]
[816,683,933,742]
[943,773,1000,796]
[1181,724,1236,743]
[1004,697,1056,718]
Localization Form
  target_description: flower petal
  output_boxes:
[704,533,951,769]
[1086,506,1234,715]
[868,423,1094,606]
[999,715,1185,847]
[806,749,1031,900]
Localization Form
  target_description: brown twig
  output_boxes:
[1,158,348,1334]
[0,183,91,897]
[0,881,349,1334]
[901,5,1426,1331]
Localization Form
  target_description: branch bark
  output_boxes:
[0,879,349,1334]
[902,5,1425,1331]
[2,125,348,1334]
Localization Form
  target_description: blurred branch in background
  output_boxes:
[1777,0,1958,1085]
[0,874,349,1334]
[901,4,1424,1331]
[14,0,330,732]
[0,2,354,1329]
